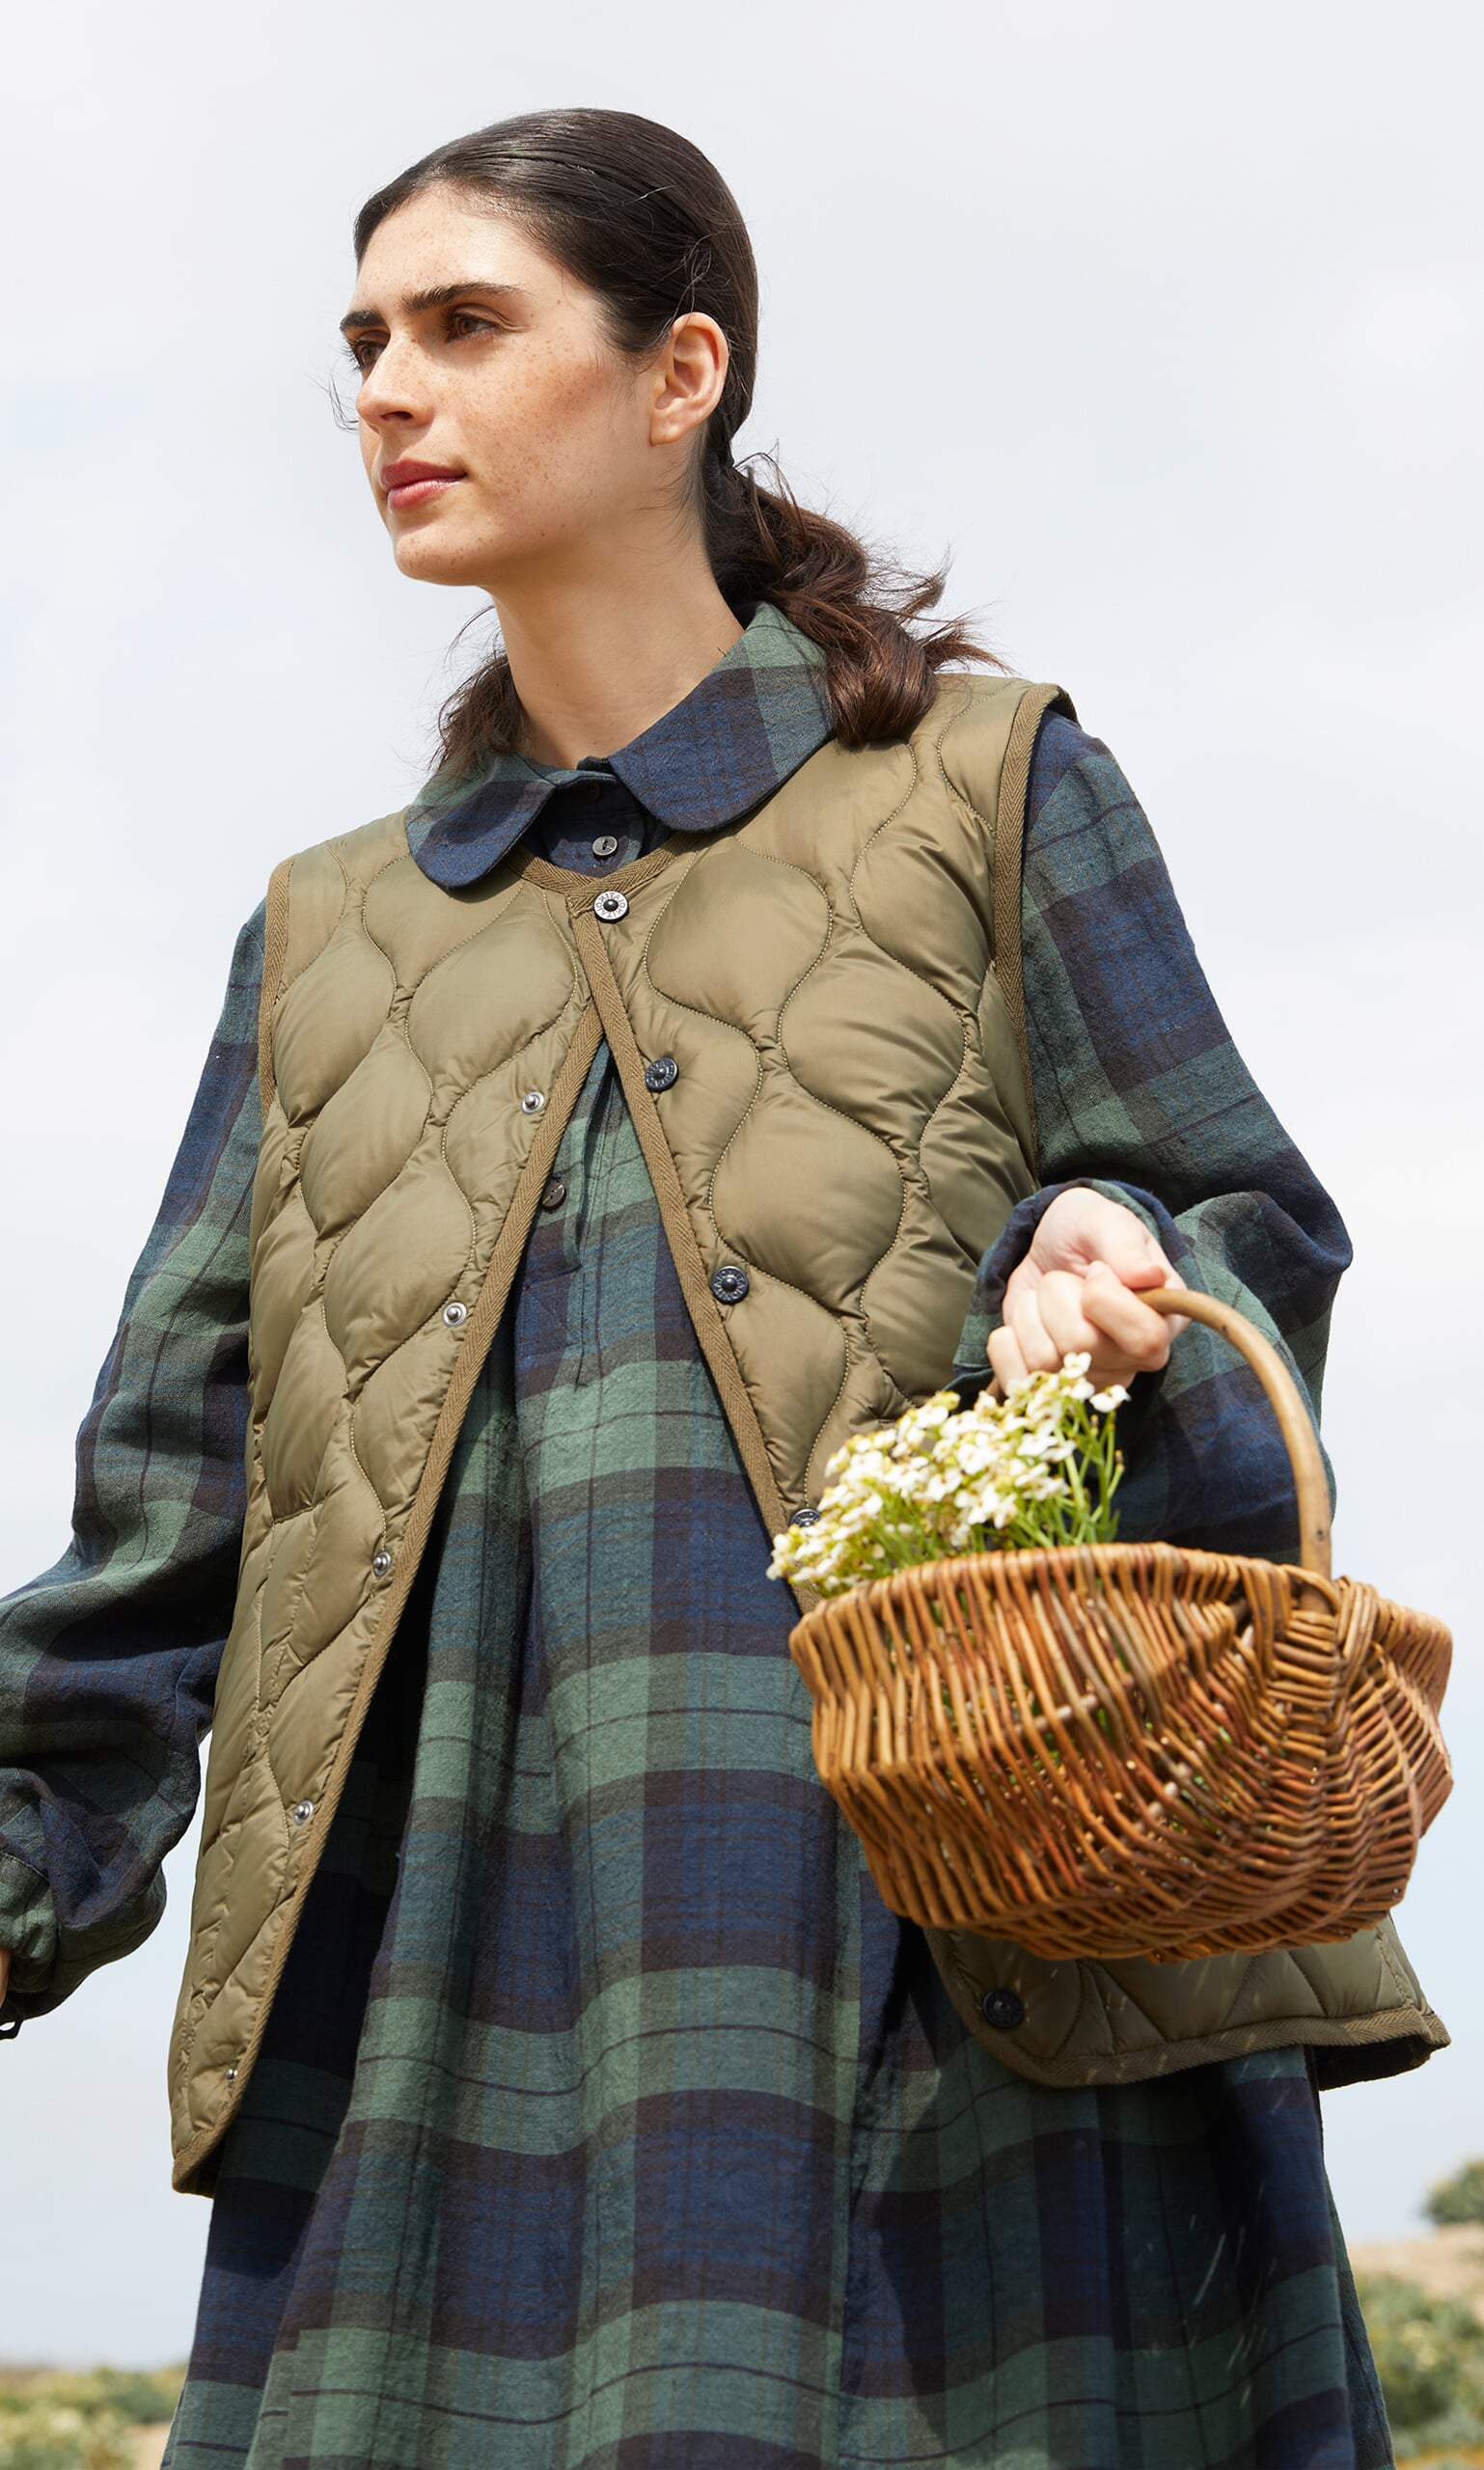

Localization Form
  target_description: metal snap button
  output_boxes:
[539,1178,566,1212]
[644,1055,679,1093]
[291,1800,315,1826]
[591,834,619,859]
[793,1507,819,1528]
[520,1090,545,1115]
[371,1549,393,1578]
[710,1265,750,1305]
[226,2065,238,2082]
[442,1300,468,1327]
[593,889,629,922]
[979,1987,1026,2031]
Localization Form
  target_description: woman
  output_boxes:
[0,109,1441,2470]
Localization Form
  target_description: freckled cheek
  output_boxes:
[462,356,621,515]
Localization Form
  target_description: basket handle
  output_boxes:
[1140,1286,1332,1579]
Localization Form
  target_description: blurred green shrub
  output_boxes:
[0,2368,182,2469]
[1427,2162,1484,2230]
[1357,2272,1484,2459]
[0,2400,135,2470]
[3,2373,179,2429]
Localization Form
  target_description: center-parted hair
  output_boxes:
[355,108,993,773]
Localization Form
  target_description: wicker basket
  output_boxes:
[787,1287,1452,1961]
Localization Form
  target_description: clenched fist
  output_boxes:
[988,1187,1187,1393]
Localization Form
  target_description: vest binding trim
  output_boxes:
[171,981,607,2192]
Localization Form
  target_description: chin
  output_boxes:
[391,529,487,588]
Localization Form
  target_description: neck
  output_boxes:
[492,532,744,767]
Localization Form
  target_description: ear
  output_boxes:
[649,313,729,449]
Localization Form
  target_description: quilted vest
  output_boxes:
[167,677,1443,2193]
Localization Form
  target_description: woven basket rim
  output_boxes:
[783,1286,1452,1956]
[795,1536,1359,1625]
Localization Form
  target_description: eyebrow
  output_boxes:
[340,281,529,335]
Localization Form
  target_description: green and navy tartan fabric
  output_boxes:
[404,600,836,886]
[952,716,1352,1558]
[0,608,1380,2465]
[168,1057,1385,2469]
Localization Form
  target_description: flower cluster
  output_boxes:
[768,1356,1127,1598]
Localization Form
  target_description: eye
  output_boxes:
[445,308,499,342]
[344,336,383,374]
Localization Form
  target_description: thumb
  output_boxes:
[1081,1204,1173,1290]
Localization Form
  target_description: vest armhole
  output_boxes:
[988,682,1074,1177]
[258,856,295,1113]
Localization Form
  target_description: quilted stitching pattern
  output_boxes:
[170,683,1041,2166]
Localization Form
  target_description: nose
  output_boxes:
[356,333,433,433]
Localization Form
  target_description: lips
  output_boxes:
[380,459,464,512]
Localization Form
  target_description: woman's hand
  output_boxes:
[988,1188,1185,1392]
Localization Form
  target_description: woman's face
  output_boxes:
[344,187,709,595]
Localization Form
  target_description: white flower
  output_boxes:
[767,1346,1123,1595]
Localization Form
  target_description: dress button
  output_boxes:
[710,1265,750,1305]
[520,1090,545,1115]
[291,1800,315,1826]
[593,889,629,922]
[372,1549,393,1578]
[979,1987,1026,2031]
[442,1300,468,1327]
[539,1178,567,1212]
[591,834,619,860]
[644,1055,679,1092]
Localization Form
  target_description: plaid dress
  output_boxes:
[0,613,1388,2467]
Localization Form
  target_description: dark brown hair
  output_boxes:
[354,108,993,774]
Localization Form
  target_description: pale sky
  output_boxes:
[2,0,1479,2370]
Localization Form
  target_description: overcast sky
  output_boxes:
[2,0,1479,2372]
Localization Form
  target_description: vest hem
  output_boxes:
[959,2004,1450,2092]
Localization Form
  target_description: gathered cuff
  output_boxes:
[0,1839,58,2027]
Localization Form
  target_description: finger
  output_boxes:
[1080,1263,1177,1368]
[1035,1269,1105,1361]
[1006,1284,1064,1376]
[1083,1198,1174,1289]
[999,1252,1044,1317]
[987,1324,1028,1390]
[1084,1255,1189,1339]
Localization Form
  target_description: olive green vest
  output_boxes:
[167,677,1443,2193]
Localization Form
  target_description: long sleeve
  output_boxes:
[0,906,265,2023]
[955,718,1352,1558]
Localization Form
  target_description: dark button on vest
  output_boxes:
[710,1265,750,1304]
[644,1056,679,1092]
[979,1987,1026,2031]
